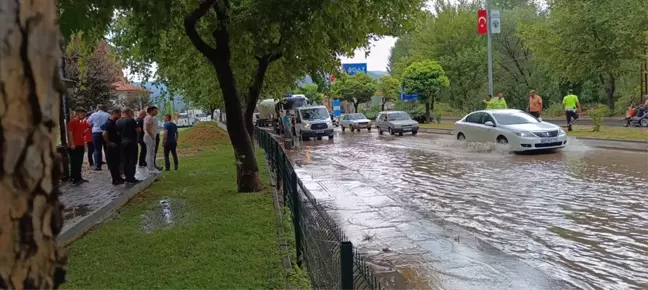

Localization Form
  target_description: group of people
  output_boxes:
[484,89,583,131]
[67,104,179,185]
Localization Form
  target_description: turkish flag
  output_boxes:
[477,9,487,35]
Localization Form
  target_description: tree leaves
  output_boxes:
[332,73,378,110]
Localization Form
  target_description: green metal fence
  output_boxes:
[254,127,383,290]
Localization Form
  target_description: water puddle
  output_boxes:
[63,204,91,221]
[141,198,190,233]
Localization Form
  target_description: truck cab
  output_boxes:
[296,105,334,141]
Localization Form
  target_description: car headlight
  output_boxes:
[558,129,566,136]
[514,131,534,137]
[326,120,332,125]
[304,123,310,129]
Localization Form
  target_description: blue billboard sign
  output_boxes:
[332,99,341,117]
[342,63,368,76]
[400,87,418,101]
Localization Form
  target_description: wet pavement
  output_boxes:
[60,165,156,228]
[286,129,648,290]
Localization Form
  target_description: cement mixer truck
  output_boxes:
[256,98,278,127]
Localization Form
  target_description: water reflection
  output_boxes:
[295,131,648,290]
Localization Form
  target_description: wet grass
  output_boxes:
[565,126,648,141]
[64,129,299,289]
[419,122,456,129]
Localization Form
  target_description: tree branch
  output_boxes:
[184,0,218,60]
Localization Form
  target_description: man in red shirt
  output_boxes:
[68,108,88,184]
[82,116,94,168]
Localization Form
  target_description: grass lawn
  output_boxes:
[64,123,304,289]
[420,122,647,141]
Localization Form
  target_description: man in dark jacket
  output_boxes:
[135,110,147,167]
[102,109,124,185]
[116,108,141,184]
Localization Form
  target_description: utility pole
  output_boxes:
[486,0,493,96]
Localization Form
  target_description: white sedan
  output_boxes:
[453,109,568,152]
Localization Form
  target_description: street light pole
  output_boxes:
[486,0,493,96]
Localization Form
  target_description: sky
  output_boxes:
[339,37,397,72]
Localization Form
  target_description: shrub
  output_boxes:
[588,104,610,132]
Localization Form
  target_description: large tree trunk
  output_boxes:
[381,98,386,111]
[425,102,431,123]
[244,56,276,141]
[184,0,260,192]
[605,73,616,112]
[0,0,68,288]
[353,101,359,113]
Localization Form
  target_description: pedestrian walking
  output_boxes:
[527,90,543,118]
[484,94,494,109]
[87,104,110,170]
[162,114,179,171]
[81,115,94,167]
[135,110,147,167]
[68,108,88,185]
[143,106,161,173]
[116,108,141,183]
[491,92,508,109]
[102,109,124,185]
[562,89,582,132]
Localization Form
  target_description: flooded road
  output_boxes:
[289,130,648,290]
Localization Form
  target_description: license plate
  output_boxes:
[403,128,411,131]
[540,138,557,143]
[315,130,324,134]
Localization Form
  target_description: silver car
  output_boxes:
[375,111,419,136]
[340,113,372,132]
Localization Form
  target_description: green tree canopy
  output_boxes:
[378,75,401,110]
[402,60,450,122]
[296,83,323,104]
[332,73,378,112]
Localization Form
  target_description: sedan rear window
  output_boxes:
[492,112,539,125]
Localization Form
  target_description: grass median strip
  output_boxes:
[64,123,303,289]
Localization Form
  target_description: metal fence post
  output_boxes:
[291,171,302,267]
[340,241,354,290]
[276,150,282,191]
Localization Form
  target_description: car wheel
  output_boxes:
[367,127,371,131]
[351,127,355,132]
[329,135,334,140]
[399,132,403,136]
[412,130,418,135]
[317,136,322,140]
[302,136,309,141]
[379,129,383,135]
[389,127,394,135]
[641,118,648,127]
[342,126,345,132]
[497,136,508,144]
[457,133,466,141]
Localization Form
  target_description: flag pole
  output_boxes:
[486,0,493,96]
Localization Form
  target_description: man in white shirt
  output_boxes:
[143,106,161,173]
[86,104,111,171]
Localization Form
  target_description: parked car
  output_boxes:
[453,109,568,152]
[296,105,335,141]
[375,111,419,136]
[340,113,372,132]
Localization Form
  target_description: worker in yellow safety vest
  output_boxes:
[562,89,582,131]
[491,92,508,109]
[484,94,494,109]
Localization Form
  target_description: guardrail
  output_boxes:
[254,127,383,290]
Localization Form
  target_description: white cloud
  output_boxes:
[340,37,397,72]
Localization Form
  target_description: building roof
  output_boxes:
[111,81,152,94]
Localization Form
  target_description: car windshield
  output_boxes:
[492,112,539,125]
[196,113,206,118]
[301,108,329,121]
[388,112,411,121]
[348,113,366,120]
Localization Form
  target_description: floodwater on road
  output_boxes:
[288,130,648,290]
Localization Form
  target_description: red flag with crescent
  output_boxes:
[477,9,487,35]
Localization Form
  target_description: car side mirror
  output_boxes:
[484,121,495,127]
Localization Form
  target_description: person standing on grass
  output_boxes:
[117,108,142,183]
[87,104,110,171]
[102,109,124,185]
[492,92,508,109]
[527,90,543,119]
[68,108,89,185]
[144,106,161,173]
[562,89,582,132]
[81,114,94,168]
[135,110,147,167]
[484,94,494,109]
[162,114,179,171]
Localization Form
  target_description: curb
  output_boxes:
[419,127,647,152]
[58,173,160,247]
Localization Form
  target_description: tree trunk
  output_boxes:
[0,1,68,288]
[605,73,616,112]
[244,55,277,142]
[353,101,359,113]
[425,102,431,123]
[184,0,260,192]
[381,99,386,111]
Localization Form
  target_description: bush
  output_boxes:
[588,104,610,132]
[543,102,564,118]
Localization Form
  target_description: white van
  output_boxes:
[296,105,334,141]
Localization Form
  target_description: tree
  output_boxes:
[378,75,401,110]
[112,0,424,192]
[402,60,450,122]
[0,0,67,288]
[520,0,648,111]
[332,73,378,112]
[296,83,323,104]
[117,93,152,111]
